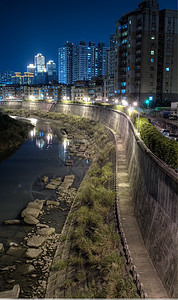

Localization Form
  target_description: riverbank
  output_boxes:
[46,120,138,298]
[0,111,33,162]
[0,109,139,298]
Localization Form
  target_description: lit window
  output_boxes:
[151,51,154,55]
[128,67,130,70]
[121,82,126,86]
[121,89,126,93]
[151,58,154,62]
[121,39,127,44]
[166,67,169,71]
[149,96,153,101]
[129,20,131,24]
[151,36,155,40]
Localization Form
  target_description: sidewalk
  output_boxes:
[116,135,168,298]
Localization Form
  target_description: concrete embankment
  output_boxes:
[1,101,177,298]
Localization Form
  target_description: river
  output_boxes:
[0,116,89,251]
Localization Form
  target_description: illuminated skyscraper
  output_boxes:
[58,41,109,84]
[27,64,36,73]
[58,42,73,85]
[87,42,95,80]
[95,43,109,77]
[46,60,57,82]
[73,41,88,82]
[34,53,45,74]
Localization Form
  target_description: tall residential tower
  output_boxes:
[114,0,177,105]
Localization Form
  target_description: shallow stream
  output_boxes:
[0,117,89,294]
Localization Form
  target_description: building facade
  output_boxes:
[46,60,57,83]
[34,53,46,74]
[114,0,177,106]
[58,41,109,85]
[157,9,178,106]
[73,41,88,82]
[0,70,15,84]
[58,42,73,85]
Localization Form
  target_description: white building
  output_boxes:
[34,53,46,73]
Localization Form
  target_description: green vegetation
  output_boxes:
[131,113,178,170]
[115,106,178,171]
[0,111,33,161]
[54,128,138,298]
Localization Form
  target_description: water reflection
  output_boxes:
[28,123,69,162]
[0,117,89,226]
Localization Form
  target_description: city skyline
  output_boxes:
[0,0,177,72]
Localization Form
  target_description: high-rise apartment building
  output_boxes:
[73,41,88,82]
[106,35,115,77]
[46,60,57,83]
[157,9,178,105]
[95,43,109,77]
[115,0,160,105]
[58,42,73,85]
[114,0,177,106]
[87,42,96,81]
[58,41,108,84]
[27,64,36,74]
[34,53,46,74]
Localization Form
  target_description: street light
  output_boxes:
[122,99,128,106]
[145,99,149,108]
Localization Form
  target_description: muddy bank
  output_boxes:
[0,111,33,162]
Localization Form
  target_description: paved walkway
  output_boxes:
[116,134,169,298]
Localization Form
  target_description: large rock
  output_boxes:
[37,227,55,236]
[42,176,48,183]
[18,264,35,275]
[46,200,59,207]
[25,248,42,259]
[0,243,4,254]
[24,215,39,225]
[21,207,40,218]
[36,223,49,228]
[3,219,20,225]
[64,174,75,180]
[45,183,57,190]
[27,236,46,247]
[6,246,25,257]
[0,284,20,299]
[27,201,44,210]
[51,177,61,185]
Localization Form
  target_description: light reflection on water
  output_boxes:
[0,117,89,245]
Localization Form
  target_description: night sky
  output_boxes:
[0,0,177,72]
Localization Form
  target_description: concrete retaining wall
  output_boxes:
[1,101,177,297]
[52,103,178,297]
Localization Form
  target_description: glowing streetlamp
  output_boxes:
[133,101,138,107]
[122,99,128,106]
[145,99,149,108]
[29,95,35,100]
